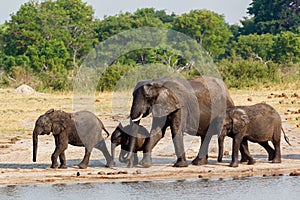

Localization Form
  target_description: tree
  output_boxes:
[273,31,300,63]
[245,0,300,34]
[172,10,232,60]
[3,0,97,71]
[232,33,275,61]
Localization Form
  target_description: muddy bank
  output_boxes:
[0,119,299,185]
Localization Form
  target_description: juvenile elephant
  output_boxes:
[32,109,114,169]
[221,103,291,167]
[128,76,235,167]
[111,123,150,168]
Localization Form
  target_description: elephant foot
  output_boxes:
[139,157,152,168]
[217,157,223,163]
[58,164,67,169]
[50,163,58,169]
[78,163,88,169]
[247,159,256,165]
[127,163,134,168]
[268,153,275,161]
[229,162,238,167]
[191,157,208,166]
[240,157,248,163]
[272,158,281,163]
[173,159,188,167]
[106,160,115,168]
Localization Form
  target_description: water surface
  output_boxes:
[0,176,299,200]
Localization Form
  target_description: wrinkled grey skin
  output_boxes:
[221,103,291,167]
[128,76,235,167]
[32,109,114,169]
[111,123,150,168]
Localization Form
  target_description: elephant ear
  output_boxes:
[144,81,180,117]
[45,109,54,115]
[52,118,68,135]
[232,108,249,134]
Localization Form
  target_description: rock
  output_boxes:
[15,84,35,96]
[289,170,300,176]
[136,170,142,174]
[224,151,230,156]
[98,171,106,175]
[118,171,128,175]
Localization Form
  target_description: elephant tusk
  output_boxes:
[131,113,143,122]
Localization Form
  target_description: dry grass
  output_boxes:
[0,85,299,141]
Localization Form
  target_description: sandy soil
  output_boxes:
[0,88,300,185]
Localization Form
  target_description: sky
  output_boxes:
[0,0,252,24]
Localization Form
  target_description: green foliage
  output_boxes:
[97,64,133,91]
[172,10,232,60]
[0,1,300,91]
[244,0,300,34]
[217,57,282,88]
[273,31,300,63]
[230,31,300,64]
[231,33,275,61]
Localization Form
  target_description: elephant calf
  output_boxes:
[221,103,291,167]
[111,123,150,168]
[33,109,114,169]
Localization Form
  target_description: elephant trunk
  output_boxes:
[124,120,139,162]
[32,127,38,162]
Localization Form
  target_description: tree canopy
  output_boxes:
[0,0,299,91]
[244,0,300,34]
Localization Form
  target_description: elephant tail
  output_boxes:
[103,126,110,139]
[282,127,291,146]
[96,117,110,139]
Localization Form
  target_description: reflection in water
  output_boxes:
[0,176,299,200]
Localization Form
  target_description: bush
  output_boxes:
[217,57,282,88]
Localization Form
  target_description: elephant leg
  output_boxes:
[95,140,115,167]
[272,140,281,163]
[217,134,226,162]
[259,141,275,161]
[230,135,243,167]
[51,135,67,168]
[139,117,166,167]
[172,131,188,167]
[192,135,209,165]
[58,152,67,169]
[240,139,255,165]
[133,152,139,166]
[78,148,91,169]
[127,152,138,168]
[193,116,224,166]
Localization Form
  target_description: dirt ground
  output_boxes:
[0,87,300,185]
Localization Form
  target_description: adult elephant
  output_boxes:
[32,109,114,169]
[127,76,235,167]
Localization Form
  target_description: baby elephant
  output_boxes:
[33,109,114,169]
[111,123,149,168]
[221,103,291,167]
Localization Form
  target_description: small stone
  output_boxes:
[224,151,230,156]
[290,170,300,176]
[136,170,142,174]
[98,171,106,175]
[198,175,203,178]
[76,172,80,177]
[118,171,128,174]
